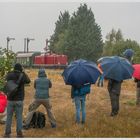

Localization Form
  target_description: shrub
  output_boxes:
[0,48,16,91]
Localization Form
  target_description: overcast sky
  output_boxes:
[0,2,140,52]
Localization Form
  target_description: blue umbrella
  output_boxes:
[123,49,134,58]
[100,56,134,82]
[97,56,111,63]
[62,59,100,85]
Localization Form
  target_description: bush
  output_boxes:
[0,48,16,91]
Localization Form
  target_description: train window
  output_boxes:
[22,58,25,65]
[26,57,29,65]
[27,58,29,63]
[23,58,26,64]
[21,58,23,64]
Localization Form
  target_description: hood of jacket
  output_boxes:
[38,69,47,78]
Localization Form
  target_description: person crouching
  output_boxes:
[23,69,56,129]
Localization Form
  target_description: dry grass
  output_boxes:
[0,69,140,138]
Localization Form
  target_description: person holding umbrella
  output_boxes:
[62,59,100,123]
[107,79,122,116]
[123,49,134,64]
[71,83,91,124]
[100,56,134,116]
[97,56,111,87]
[97,63,104,87]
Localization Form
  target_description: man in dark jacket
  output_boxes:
[4,63,30,138]
[107,79,122,116]
[23,69,56,129]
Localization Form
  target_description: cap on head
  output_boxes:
[38,69,47,77]
[14,63,23,72]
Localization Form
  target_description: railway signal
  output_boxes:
[6,37,15,51]
[26,38,35,52]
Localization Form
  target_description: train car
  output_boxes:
[16,51,41,67]
[16,51,68,69]
[34,55,45,64]
[33,53,68,69]
[56,55,68,65]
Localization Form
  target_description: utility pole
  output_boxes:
[6,36,15,51]
[24,38,27,53]
[26,38,35,52]
[44,39,49,52]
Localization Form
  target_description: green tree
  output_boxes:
[103,29,140,63]
[134,49,140,63]
[0,48,15,91]
[116,29,123,42]
[49,11,70,53]
[63,4,103,62]
[103,28,124,56]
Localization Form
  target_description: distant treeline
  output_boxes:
[49,4,140,63]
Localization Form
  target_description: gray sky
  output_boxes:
[0,2,140,52]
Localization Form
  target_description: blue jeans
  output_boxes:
[5,101,23,134]
[97,75,104,87]
[74,96,86,123]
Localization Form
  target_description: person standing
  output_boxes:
[23,69,56,129]
[107,79,122,116]
[71,83,91,124]
[97,63,104,87]
[134,78,140,105]
[4,63,30,138]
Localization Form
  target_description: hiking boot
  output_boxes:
[23,124,30,130]
[110,111,118,117]
[17,131,24,138]
[3,133,10,138]
[0,120,6,124]
[81,121,85,124]
[136,102,140,106]
[51,123,56,128]
[75,121,80,124]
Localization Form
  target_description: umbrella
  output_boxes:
[100,56,134,82]
[0,92,7,113]
[123,49,134,58]
[133,64,140,80]
[62,59,100,85]
[97,56,111,63]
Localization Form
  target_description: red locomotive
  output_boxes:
[34,53,68,68]
[16,39,68,68]
[16,52,68,69]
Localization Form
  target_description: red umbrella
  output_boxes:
[133,64,140,80]
[0,92,7,113]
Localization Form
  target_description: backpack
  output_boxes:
[5,73,23,98]
[80,83,91,95]
[72,83,91,97]
[30,111,46,128]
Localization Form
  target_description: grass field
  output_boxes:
[0,69,140,138]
